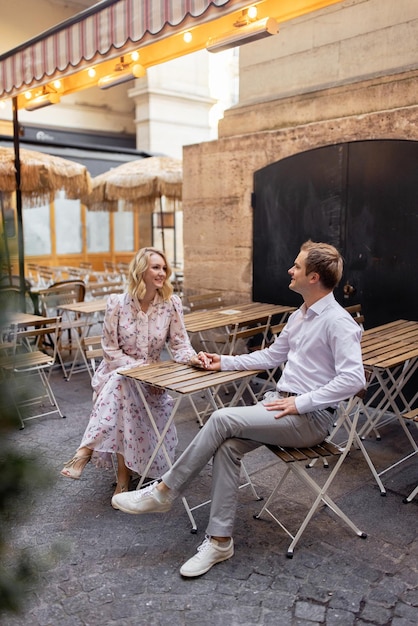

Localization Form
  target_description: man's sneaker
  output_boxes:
[179,536,234,577]
[111,481,173,514]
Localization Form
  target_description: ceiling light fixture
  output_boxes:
[206,17,278,53]
[98,60,145,90]
[25,91,61,111]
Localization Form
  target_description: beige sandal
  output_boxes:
[61,454,91,480]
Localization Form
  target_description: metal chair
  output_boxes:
[0,316,65,428]
[400,408,418,504]
[82,335,103,378]
[254,393,368,557]
[38,280,86,377]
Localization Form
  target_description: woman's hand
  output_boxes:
[189,352,220,370]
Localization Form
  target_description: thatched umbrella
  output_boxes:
[0,146,91,306]
[83,156,182,214]
[0,147,91,206]
[83,155,182,255]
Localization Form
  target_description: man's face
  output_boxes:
[288,250,311,295]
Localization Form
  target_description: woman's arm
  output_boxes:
[167,295,197,363]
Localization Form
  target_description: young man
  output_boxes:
[112,240,366,578]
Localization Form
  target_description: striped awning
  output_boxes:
[0,0,343,102]
[0,0,251,99]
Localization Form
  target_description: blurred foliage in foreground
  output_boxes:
[0,247,52,615]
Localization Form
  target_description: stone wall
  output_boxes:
[182,82,418,304]
[181,0,418,304]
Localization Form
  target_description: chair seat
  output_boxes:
[266,440,342,463]
[0,350,54,371]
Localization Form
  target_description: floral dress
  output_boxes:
[79,292,196,478]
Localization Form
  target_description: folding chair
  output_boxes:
[306,370,387,495]
[82,335,103,377]
[186,292,224,312]
[222,317,272,405]
[38,280,86,376]
[254,394,367,557]
[401,408,418,504]
[344,304,365,329]
[0,316,65,428]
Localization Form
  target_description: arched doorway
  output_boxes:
[252,139,418,328]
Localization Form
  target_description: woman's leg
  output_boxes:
[113,453,131,497]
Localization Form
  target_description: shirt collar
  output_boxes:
[304,291,335,317]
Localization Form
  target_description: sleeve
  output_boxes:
[167,295,197,363]
[221,324,291,371]
[101,294,140,370]
[295,316,366,413]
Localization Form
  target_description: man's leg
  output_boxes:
[112,399,331,513]
[176,404,331,577]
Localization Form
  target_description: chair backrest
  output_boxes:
[87,281,125,299]
[227,316,271,355]
[7,316,62,368]
[38,280,86,316]
[83,335,103,374]
[187,292,224,311]
[345,304,365,328]
[0,275,32,290]
[104,261,117,273]
[269,322,286,340]
[37,266,56,287]
[0,286,23,314]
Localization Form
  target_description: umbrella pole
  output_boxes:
[0,192,13,282]
[12,97,26,312]
[159,195,166,254]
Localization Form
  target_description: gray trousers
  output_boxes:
[161,393,333,537]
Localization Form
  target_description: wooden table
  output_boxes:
[10,313,47,326]
[184,302,296,353]
[184,302,295,333]
[359,319,418,487]
[120,360,262,531]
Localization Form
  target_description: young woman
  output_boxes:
[61,247,198,503]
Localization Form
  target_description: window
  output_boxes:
[55,196,82,253]
[87,210,110,252]
[114,208,134,251]
[23,203,51,256]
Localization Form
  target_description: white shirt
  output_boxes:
[221,292,366,414]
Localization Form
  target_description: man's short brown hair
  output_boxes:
[301,240,343,290]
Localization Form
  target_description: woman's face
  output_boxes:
[143,252,167,293]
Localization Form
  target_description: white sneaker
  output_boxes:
[111,481,173,514]
[180,536,234,577]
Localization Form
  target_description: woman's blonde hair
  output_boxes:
[127,247,173,301]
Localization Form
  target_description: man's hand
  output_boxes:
[263,396,299,419]
[189,352,220,370]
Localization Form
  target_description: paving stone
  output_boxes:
[295,600,326,622]
[1,367,417,626]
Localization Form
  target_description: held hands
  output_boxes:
[263,396,299,419]
[189,352,221,371]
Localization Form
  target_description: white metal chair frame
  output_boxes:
[254,394,368,557]
[0,316,65,428]
[38,281,87,377]
[400,408,418,504]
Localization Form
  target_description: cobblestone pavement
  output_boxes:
[2,366,417,626]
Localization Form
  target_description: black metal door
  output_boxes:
[252,140,418,327]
